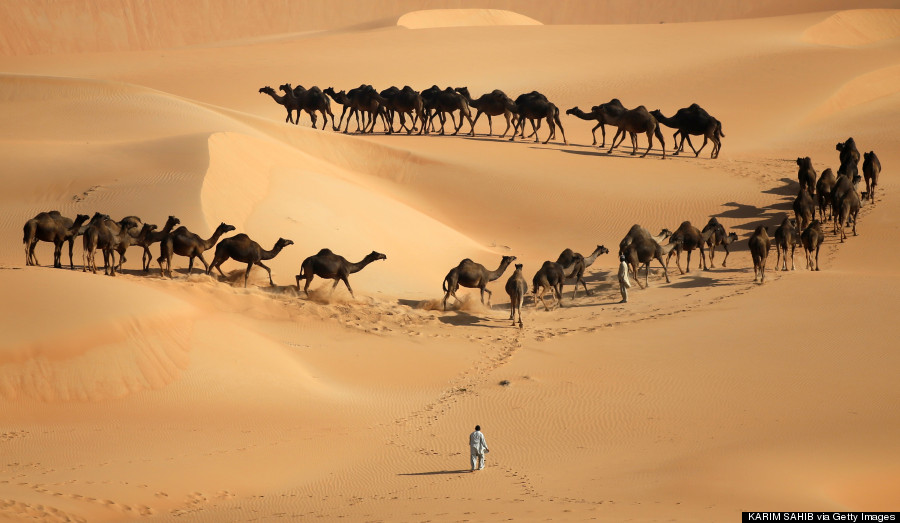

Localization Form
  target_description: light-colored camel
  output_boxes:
[532,260,565,311]
[23,211,90,269]
[773,215,800,271]
[666,221,711,274]
[556,245,609,298]
[796,157,817,196]
[603,105,665,158]
[800,220,824,271]
[82,214,141,276]
[208,234,294,287]
[863,151,881,204]
[505,263,528,327]
[441,255,516,311]
[618,225,677,289]
[296,248,386,298]
[455,87,515,138]
[748,225,771,283]
[259,86,293,124]
[137,216,180,271]
[157,222,236,278]
[566,99,627,147]
[815,168,837,221]
[651,105,722,158]
[701,217,738,268]
[793,188,816,234]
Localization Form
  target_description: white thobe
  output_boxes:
[469,430,488,470]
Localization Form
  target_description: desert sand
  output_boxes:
[2,1,899,521]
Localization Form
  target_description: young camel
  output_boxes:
[505,263,528,328]
[296,249,386,299]
[208,234,294,287]
[701,217,738,268]
[532,260,565,311]
[748,225,771,283]
[441,255,516,311]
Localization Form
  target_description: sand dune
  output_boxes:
[1,1,899,521]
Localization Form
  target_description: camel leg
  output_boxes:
[255,261,274,286]
[685,135,700,156]
[340,276,355,298]
[590,123,601,146]
[243,262,254,288]
[67,238,76,269]
[790,245,795,270]
[695,136,708,158]
[640,131,652,158]
[775,246,782,271]
[303,275,314,297]
[501,113,512,138]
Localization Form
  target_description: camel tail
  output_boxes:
[716,120,724,137]
[442,276,449,292]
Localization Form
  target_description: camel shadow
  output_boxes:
[437,311,502,328]
[398,470,471,476]
[667,274,720,289]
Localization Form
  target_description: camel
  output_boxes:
[421,86,475,136]
[836,137,860,169]
[509,91,567,145]
[815,168,837,221]
[603,105,665,158]
[556,245,609,298]
[135,215,180,271]
[531,260,565,311]
[115,223,157,270]
[830,172,861,234]
[792,188,816,234]
[455,87,515,137]
[259,86,294,124]
[82,214,141,276]
[380,86,425,134]
[157,222,236,278]
[566,99,628,147]
[279,83,335,130]
[863,151,881,204]
[773,215,800,271]
[618,225,677,289]
[505,263,528,327]
[295,248,386,298]
[347,84,390,134]
[748,225,771,284]
[666,221,711,274]
[835,186,860,242]
[441,255,516,311]
[800,220,824,271]
[650,104,722,158]
[208,234,294,287]
[796,157,817,196]
[23,211,90,269]
[323,87,354,130]
[701,217,738,268]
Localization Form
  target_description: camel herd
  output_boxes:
[259,84,724,158]
[22,212,386,295]
[20,135,881,328]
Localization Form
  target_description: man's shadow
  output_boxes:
[397,470,471,476]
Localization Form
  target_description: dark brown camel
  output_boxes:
[259,86,294,124]
[800,220,824,271]
[835,185,860,242]
[603,105,665,158]
[323,87,353,131]
[618,225,677,288]
[815,168,837,221]
[748,225,771,284]
[421,86,475,136]
[666,221,710,273]
[346,84,389,134]
[556,245,609,298]
[82,214,141,276]
[532,260,565,311]
[280,83,335,131]
[566,99,628,147]
[830,172,861,234]
[773,215,800,271]
[380,86,425,134]
[701,217,738,268]
[23,211,90,269]
[157,222,236,278]
[509,91,567,145]
[793,188,816,234]
[650,104,722,158]
[455,87,515,137]
[505,263,527,327]
[137,215,180,271]
[115,223,157,270]
[295,248,386,298]
[836,137,860,169]
[863,151,881,204]
[208,234,294,287]
[796,157,817,196]
[441,255,516,310]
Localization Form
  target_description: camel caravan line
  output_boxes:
[22,138,879,326]
[259,84,724,158]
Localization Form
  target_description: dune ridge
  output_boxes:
[397,9,542,29]
[804,9,900,46]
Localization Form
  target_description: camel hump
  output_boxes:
[316,248,333,256]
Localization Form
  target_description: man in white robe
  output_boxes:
[469,425,489,471]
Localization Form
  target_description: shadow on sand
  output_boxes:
[398,470,472,476]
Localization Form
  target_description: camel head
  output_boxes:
[276,238,294,249]
[514,263,523,271]
[852,173,862,187]
[259,86,274,94]
[726,232,739,243]
[658,228,673,240]
[278,83,292,93]
[796,157,812,168]
[501,255,517,265]
[366,251,387,263]
[216,223,237,235]
[454,86,470,98]
[864,151,873,162]
[593,245,610,257]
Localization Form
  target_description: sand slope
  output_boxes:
[1,2,899,522]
